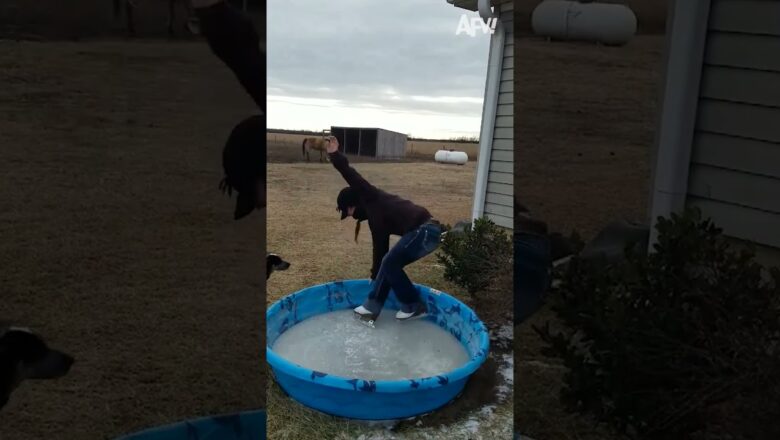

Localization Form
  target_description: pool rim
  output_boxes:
[266,279,490,394]
[114,409,266,439]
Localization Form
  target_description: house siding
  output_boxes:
[483,0,514,229]
[686,0,780,254]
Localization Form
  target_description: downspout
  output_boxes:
[477,0,498,21]
[647,0,711,250]
[471,0,504,223]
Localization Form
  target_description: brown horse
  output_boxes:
[301,137,330,163]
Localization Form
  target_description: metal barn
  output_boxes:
[330,126,407,160]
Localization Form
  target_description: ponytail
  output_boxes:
[354,221,361,242]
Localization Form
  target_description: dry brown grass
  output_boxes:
[0,40,264,439]
[514,35,664,239]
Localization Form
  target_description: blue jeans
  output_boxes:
[515,231,552,325]
[362,223,443,315]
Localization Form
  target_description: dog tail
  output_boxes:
[302,138,307,157]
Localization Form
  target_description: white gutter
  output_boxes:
[647,0,711,250]
[471,6,504,223]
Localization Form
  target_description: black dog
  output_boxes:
[266,253,290,279]
[0,325,74,410]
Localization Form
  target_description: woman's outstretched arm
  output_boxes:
[326,137,378,196]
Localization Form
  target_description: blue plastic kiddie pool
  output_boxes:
[266,280,490,420]
[115,410,265,440]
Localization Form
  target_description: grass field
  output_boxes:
[514,34,666,439]
[0,40,264,439]
[267,132,479,162]
[1,0,264,40]
[266,148,513,439]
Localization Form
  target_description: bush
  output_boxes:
[437,217,512,297]
[535,208,780,439]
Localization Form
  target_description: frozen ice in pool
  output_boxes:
[271,309,470,380]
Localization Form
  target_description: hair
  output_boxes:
[354,221,361,243]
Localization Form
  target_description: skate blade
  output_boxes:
[353,312,376,328]
[396,312,427,322]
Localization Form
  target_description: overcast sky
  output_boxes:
[267,0,491,140]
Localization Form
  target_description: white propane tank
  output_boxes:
[532,0,637,46]
[435,150,469,165]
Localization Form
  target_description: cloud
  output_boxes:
[267,0,490,139]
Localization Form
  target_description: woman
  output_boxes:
[325,137,444,328]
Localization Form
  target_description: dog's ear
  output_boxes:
[0,324,33,342]
[2,330,48,361]
[0,321,10,337]
[1,330,74,379]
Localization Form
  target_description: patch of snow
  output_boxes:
[354,434,398,440]
[496,385,510,400]
[480,405,496,417]
[491,324,514,351]
[500,353,514,385]
[463,418,481,434]
[363,420,400,430]
[494,353,514,401]
[495,324,513,341]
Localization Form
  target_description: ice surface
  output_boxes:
[272,309,470,380]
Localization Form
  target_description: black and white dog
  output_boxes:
[266,253,290,279]
[0,325,74,410]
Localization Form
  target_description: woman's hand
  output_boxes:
[327,136,339,154]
